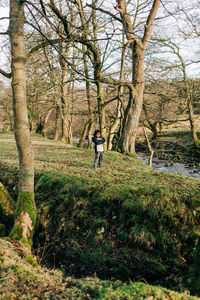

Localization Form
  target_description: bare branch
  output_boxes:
[28,38,62,57]
[0,17,9,21]
[142,0,161,49]
[49,0,70,36]
[115,0,135,41]
[39,0,47,16]
[0,68,12,79]
[86,3,122,23]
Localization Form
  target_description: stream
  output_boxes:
[137,153,200,179]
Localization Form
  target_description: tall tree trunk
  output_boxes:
[59,44,72,145]
[82,43,94,149]
[92,0,106,138]
[116,0,160,154]
[8,0,36,249]
[119,43,145,154]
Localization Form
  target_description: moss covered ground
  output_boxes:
[0,238,198,299]
[0,132,200,297]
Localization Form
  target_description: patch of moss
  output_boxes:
[0,182,15,220]
[0,256,5,264]
[15,191,37,227]
[25,255,38,267]
[9,224,23,240]
[9,192,37,249]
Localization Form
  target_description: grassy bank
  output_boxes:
[0,132,200,296]
[0,238,198,299]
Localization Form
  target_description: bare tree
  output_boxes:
[113,0,161,154]
[0,0,37,249]
[159,40,200,147]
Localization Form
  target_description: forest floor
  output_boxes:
[0,132,200,299]
[136,128,200,167]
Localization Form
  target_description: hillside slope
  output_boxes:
[0,238,198,300]
[0,132,200,295]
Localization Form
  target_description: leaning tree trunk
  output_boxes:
[8,0,37,249]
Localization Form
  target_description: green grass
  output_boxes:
[0,238,198,299]
[0,132,200,296]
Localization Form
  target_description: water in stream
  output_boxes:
[138,153,200,179]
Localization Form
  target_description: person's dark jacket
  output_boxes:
[92,136,105,153]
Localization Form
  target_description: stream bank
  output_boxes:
[138,153,200,180]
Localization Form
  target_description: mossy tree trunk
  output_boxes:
[8,0,37,249]
[0,182,15,222]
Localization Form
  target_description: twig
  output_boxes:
[143,127,154,168]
